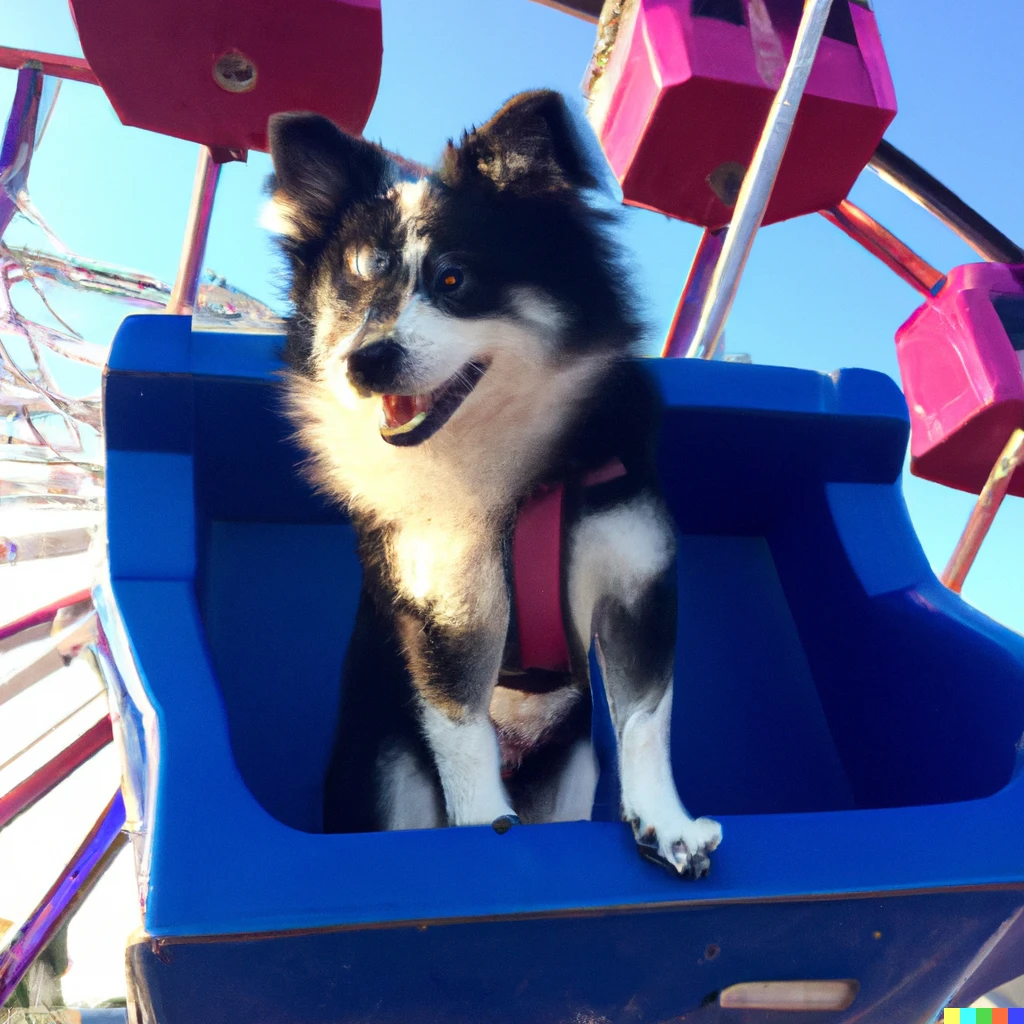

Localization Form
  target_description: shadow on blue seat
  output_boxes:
[98,314,1024,1023]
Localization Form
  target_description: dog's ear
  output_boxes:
[267,112,391,242]
[441,90,598,194]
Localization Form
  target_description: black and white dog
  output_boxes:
[267,90,721,877]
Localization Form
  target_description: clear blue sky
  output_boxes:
[3,0,1022,632]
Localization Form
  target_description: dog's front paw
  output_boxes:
[630,815,722,879]
[491,813,522,834]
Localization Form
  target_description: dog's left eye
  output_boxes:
[434,266,464,293]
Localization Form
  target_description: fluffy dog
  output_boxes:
[267,90,721,876]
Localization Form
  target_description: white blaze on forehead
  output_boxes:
[391,177,429,218]
[389,178,431,278]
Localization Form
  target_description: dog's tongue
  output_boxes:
[381,393,431,429]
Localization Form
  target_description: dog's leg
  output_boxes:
[418,701,517,825]
[568,497,722,877]
[376,740,445,831]
[396,611,517,827]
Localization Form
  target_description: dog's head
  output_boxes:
[268,90,640,448]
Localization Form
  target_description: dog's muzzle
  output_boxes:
[346,338,405,395]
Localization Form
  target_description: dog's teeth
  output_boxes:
[379,409,428,437]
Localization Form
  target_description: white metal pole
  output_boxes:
[686,0,835,359]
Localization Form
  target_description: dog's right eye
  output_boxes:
[349,246,385,280]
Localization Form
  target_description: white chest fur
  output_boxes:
[387,516,506,629]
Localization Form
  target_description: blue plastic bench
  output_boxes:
[98,314,1024,1022]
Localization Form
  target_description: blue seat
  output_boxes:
[99,314,1024,1022]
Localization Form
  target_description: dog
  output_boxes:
[266,90,721,877]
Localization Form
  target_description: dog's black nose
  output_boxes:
[347,339,405,394]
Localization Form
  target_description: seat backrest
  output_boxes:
[104,317,1024,835]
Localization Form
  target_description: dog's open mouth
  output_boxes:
[378,361,488,446]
